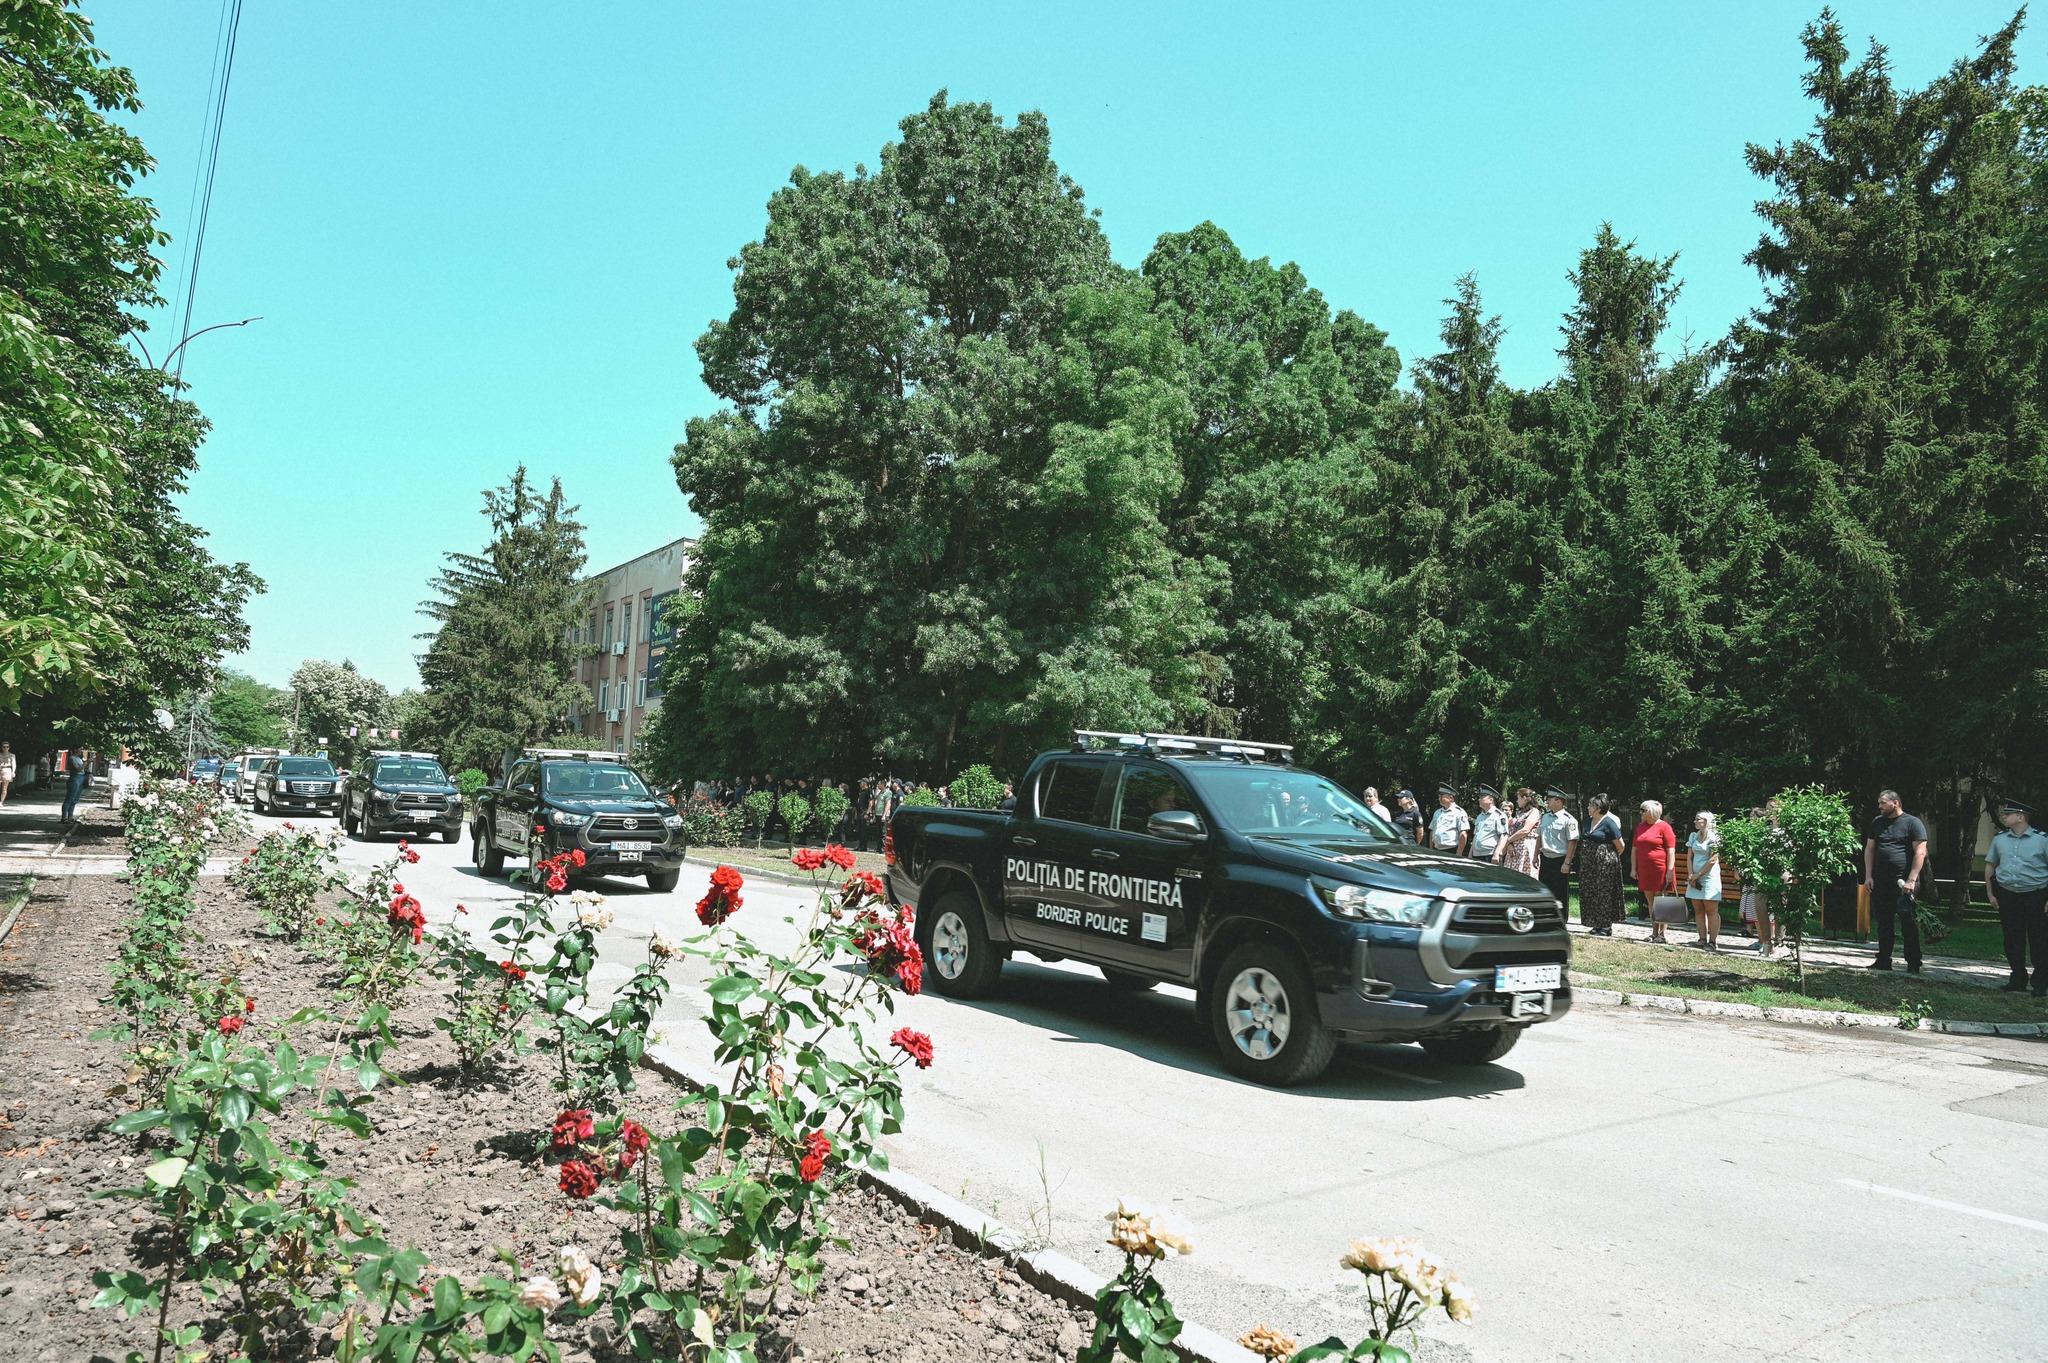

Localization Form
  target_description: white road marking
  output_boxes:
[1836,1179,2048,1235]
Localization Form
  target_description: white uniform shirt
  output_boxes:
[1539,809,1580,858]
[1429,803,1472,850]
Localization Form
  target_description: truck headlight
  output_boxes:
[662,814,683,830]
[550,810,592,828]
[1313,878,1435,925]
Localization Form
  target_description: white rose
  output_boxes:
[649,929,681,960]
[516,1276,562,1311]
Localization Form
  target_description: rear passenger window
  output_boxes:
[1037,761,1106,825]
[1116,767,1196,835]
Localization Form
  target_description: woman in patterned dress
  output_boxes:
[1495,787,1541,878]
[1578,794,1626,934]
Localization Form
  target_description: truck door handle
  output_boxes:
[1012,836,1036,848]
[1091,849,1120,862]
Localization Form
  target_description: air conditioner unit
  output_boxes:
[611,642,626,656]
[607,709,623,724]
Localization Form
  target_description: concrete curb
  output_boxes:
[681,853,839,893]
[0,875,35,948]
[1570,986,2047,1036]
[637,1040,1261,1363]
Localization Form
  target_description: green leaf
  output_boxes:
[142,1156,188,1188]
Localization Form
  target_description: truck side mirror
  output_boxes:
[514,782,535,795]
[1146,809,1207,842]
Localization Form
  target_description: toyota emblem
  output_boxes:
[1507,905,1536,934]
[622,818,639,829]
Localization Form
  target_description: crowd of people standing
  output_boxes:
[688,774,1008,852]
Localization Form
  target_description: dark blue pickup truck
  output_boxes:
[886,731,1571,1085]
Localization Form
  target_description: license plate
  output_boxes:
[612,841,651,852]
[1496,963,1561,991]
[409,810,433,822]
[615,849,643,861]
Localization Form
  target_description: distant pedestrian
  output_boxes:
[1633,801,1679,942]
[1496,787,1541,877]
[1392,790,1423,845]
[1363,786,1391,823]
[1470,786,1509,863]
[1578,794,1625,935]
[996,783,1016,813]
[1984,799,2048,996]
[1427,784,1471,856]
[1686,811,1723,950]
[1735,802,1783,957]
[0,741,14,806]
[1863,789,1927,974]
[60,749,92,823]
[1537,788,1579,919]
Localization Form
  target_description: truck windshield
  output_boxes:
[1181,766,1399,840]
[376,760,448,784]
[278,759,337,777]
[543,764,652,799]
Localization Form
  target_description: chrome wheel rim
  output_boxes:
[932,910,970,981]
[1224,966,1291,1060]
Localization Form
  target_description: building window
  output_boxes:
[599,679,610,711]
[635,674,648,708]
[621,602,632,650]
[603,606,614,648]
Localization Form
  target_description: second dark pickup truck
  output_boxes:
[886,731,1572,1086]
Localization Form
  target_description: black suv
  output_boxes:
[471,750,686,892]
[343,751,463,843]
[251,756,343,817]
[888,730,1572,1086]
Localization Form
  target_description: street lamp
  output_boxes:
[125,316,262,373]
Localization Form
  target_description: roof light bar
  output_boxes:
[1069,730,1294,763]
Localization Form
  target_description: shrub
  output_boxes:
[903,786,940,808]
[680,797,748,848]
[230,825,347,941]
[813,783,850,837]
[949,764,1003,809]
[1720,786,1860,990]
[778,791,813,845]
[453,767,489,806]
[742,789,775,847]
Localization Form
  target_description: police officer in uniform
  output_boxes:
[1984,799,2048,996]
[1470,786,1509,863]
[1428,783,1471,857]
[1392,790,1424,845]
[1537,787,1579,921]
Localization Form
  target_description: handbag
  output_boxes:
[1650,895,1692,924]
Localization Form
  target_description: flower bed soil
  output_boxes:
[0,824,1093,1363]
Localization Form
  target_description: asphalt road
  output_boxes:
[269,811,2048,1363]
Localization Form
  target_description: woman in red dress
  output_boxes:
[1632,800,1678,942]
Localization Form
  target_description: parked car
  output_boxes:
[342,751,462,842]
[886,730,1572,1086]
[251,755,343,817]
[227,750,283,801]
[188,757,223,785]
[471,749,685,892]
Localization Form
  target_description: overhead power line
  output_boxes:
[170,0,247,383]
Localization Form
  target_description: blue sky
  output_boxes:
[91,1,2034,693]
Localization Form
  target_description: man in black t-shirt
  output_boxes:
[1864,789,1929,973]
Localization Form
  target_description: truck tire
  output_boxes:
[1207,941,1336,1087]
[918,889,1003,999]
[475,823,506,877]
[1099,968,1155,992]
[1419,1025,1521,1067]
[646,868,680,893]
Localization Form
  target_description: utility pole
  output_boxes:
[291,688,302,751]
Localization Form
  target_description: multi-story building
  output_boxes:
[570,535,694,755]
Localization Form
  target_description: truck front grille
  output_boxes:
[1452,901,1565,935]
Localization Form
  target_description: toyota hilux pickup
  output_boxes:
[886,731,1571,1086]
[471,749,686,892]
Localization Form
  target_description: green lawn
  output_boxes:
[1569,935,2047,1025]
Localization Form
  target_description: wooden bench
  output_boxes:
[1666,850,1874,933]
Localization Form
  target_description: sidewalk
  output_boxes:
[0,787,231,877]
[1572,915,2010,989]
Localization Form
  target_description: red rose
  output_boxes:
[618,1119,651,1173]
[547,871,568,893]
[890,1027,934,1069]
[552,1108,595,1150]
[797,1130,832,1183]
[387,892,426,944]
[456,904,468,915]
[243,997,256,1013]
[792,848,826,872]
[824,844,856,871]
[840,871,885,907]
[499,960,527,981]
[402,847,420,864]
[570,849,587,867]
[697,865,744,927]
[558,1159,600,1198]
[534,825,547,837]
[854,908,924,995]
[218,1015,244,1036]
